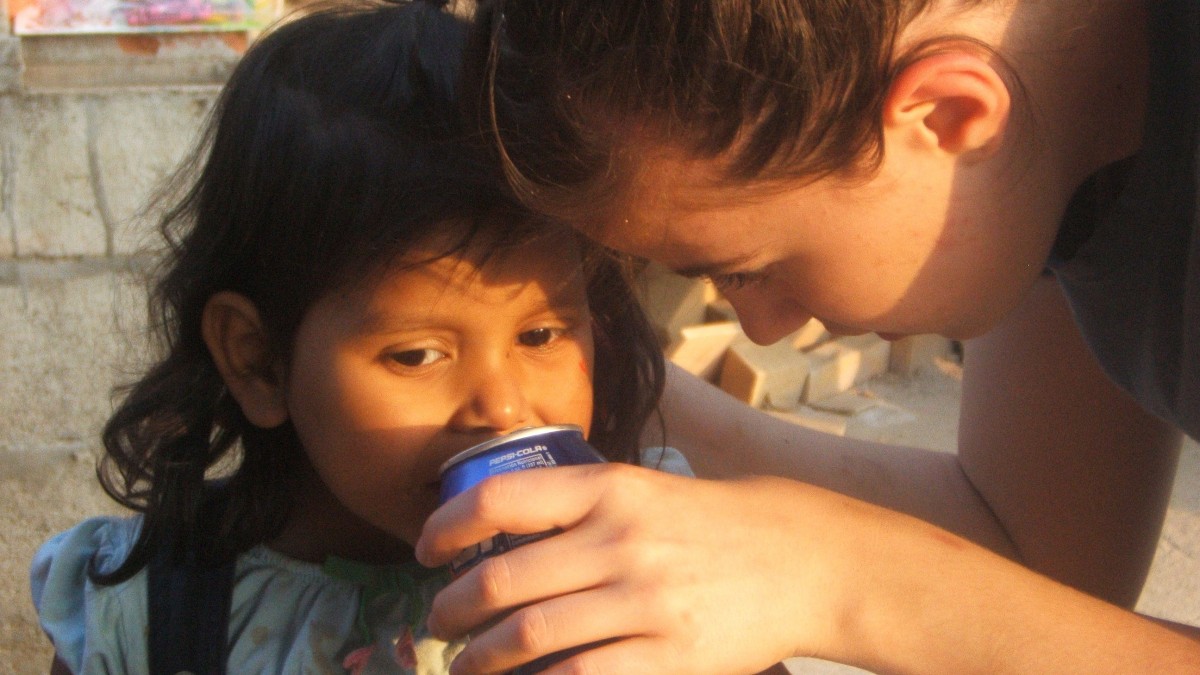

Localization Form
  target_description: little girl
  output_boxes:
[29,2,686,673]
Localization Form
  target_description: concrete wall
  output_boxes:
[1,20,239,666]
[1,28,241,457]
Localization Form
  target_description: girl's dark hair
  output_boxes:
[96,0,663,582]
[468,0,972,221]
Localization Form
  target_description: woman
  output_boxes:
[417,1,1200,672]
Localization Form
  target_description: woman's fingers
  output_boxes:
[420,467,856,674]
[426,523,612,639]
[447,585,646,675]
[416,463,619,567]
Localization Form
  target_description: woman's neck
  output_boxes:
[999,0,1148,185]
[905,0,1149,239]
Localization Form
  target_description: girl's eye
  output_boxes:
[518,327,565,348]
[389,348,446,367]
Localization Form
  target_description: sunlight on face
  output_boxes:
[600,149,1048,343]
[283,231,595,550]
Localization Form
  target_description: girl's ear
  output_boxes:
[883,50,1011,159]
[202,291,289,429]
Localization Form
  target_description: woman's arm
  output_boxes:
[642,359,1020,555]
[645,276,1182,605]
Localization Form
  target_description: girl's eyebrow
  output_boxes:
[352,310,428,336]
[351,282,589,336]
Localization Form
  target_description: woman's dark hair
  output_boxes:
[96,0,663,582]
[468,0,999,222]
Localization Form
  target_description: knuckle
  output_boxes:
[474,555,513,606]
[607,523,657,568]
[510,604,553,654]
[425,595,448,636]
[448,644,482,674]
[472,474,518,520]
[595,463,657,510]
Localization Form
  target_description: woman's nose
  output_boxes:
[729,291,812,346]
[450,358,531,434]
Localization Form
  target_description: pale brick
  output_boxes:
[791,318,830,351]
[705,296,738,323]
[665,320,741,382]
[719,338,809,410]
[0,262,152,453]
[92,91,216,254]
[20,32,245,91]
[801,334,891,404]
[635,262,708,346]
[888,333,954,375]
[10,96,106,256]
[0,36,19,93]
[809,389,881,416]
[0,107,12,258]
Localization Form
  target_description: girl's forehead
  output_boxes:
[375,229,588,297]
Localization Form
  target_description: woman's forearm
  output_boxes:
[830,501,1200,674]
[645,362,1017,555]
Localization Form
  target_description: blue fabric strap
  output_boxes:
[147,485,236,675]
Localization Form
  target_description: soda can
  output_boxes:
[437,424,611,674]
[439,424,605,575]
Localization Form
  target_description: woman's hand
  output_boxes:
[416,461,1200,675]
[416,465,863,674]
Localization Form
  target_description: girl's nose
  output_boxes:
[450,359,532,434]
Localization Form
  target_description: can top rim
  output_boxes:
[438,424,585,474]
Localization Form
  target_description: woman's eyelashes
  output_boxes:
[708,270,767,292]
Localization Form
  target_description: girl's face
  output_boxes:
[283,231,595,550]
[599,147,1053,344]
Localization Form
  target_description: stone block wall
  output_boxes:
[0,29,238,456]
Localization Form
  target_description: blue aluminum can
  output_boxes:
[437,424,610,674]
[438,424,605,574]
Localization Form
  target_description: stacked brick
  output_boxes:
[635,262,954,436]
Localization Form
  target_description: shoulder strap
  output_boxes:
[147,486,236,675]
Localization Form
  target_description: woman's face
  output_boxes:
[283,232,595,549]
[598,147,1053,344]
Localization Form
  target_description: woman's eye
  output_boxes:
[518,327,564,348]
[709,271,765,292]
[389,348,445,367]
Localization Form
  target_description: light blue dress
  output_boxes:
[31,447,693,674]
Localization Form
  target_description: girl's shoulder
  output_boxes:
[230,549,461,672]
[30,515,149,675]
[640,445,695,477]
[31,515,464,674]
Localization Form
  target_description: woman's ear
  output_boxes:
[202,291,289,429]
[883,50,1011,159]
